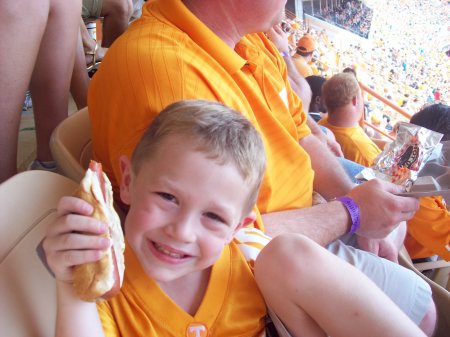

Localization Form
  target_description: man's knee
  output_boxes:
[419,299,436,337]
[102,0,132,19]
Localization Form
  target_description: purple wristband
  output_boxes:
[336,196,360,234]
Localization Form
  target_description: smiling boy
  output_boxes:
[43,100,425,337]
[44,100,267,336]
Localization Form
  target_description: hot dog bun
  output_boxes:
[72,161,125,302]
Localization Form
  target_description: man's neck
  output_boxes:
[183,0,243,48]
[327,108,359,128]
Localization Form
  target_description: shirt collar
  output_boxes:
[155,0,246,74]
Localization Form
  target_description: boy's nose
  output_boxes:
[165,213,197,243]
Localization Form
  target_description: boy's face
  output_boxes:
[119,136,255,284]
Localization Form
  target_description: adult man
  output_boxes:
[305,75,327,122]
[318,72,382,167]
[292,33,317,78]
[88,0,435,333]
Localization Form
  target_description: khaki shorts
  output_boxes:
[82,0,103,21]
[327,235,432,324]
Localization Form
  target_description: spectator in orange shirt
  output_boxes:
[318,72,382,167]
[292,33,317,78]
[405,103,450,262]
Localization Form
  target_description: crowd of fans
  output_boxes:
[314,0,374,38]
[285,0,449,134]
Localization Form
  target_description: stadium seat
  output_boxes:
[0,171,78,337]
[413,259,450,292]
[50,107,92,182]
[399,247,450,336]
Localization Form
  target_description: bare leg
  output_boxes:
[29,0,81,162]
[100,0,133,47]
[254,234,426,337]
[0,0,47,182]
[70,28,90,110]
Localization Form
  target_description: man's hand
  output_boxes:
[347,179,419,239]
[356,236,399,263]
[312,124,344,157]
[327,137,344,157]
[266,24,290,54]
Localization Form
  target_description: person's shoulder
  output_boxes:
[124,16,191,50]
[100,19,196,74]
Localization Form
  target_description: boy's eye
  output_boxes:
[156,192,177,203]
[204,212,226,224]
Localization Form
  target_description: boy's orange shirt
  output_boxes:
[98,243,267,336]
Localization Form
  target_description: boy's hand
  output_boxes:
[43,196,111,284]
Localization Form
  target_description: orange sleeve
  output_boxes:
[260,35,310,141]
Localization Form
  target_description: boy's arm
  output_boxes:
[55,281,105,337]
[43,196,111,337]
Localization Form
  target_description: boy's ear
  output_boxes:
[119,155,133,205]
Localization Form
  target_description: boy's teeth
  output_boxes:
[155,243,183,258]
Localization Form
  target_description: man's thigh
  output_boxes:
[82,0,103,21]
[327,238,432,324]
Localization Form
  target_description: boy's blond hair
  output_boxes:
[132,100,266,215]
[322,73,360,112]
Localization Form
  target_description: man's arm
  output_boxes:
[262,178,419,246]
[306,115,344,157]
[282,55,312,109]
[262,199,352,245]
[300,133,353,198]
[267,25,344,157]
[266,25,311,108]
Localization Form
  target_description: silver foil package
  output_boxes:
[357,122,443,190]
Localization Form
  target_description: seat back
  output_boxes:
[0,171,78,337]
[50,107,92,182]
[399,247,450,337]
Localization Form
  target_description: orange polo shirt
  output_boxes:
[88,0,313,230]
[405,196,450,261]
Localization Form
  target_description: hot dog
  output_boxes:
[72,160,125,302]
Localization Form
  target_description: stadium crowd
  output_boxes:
[314,0,373,38]
[285,0,449,133]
